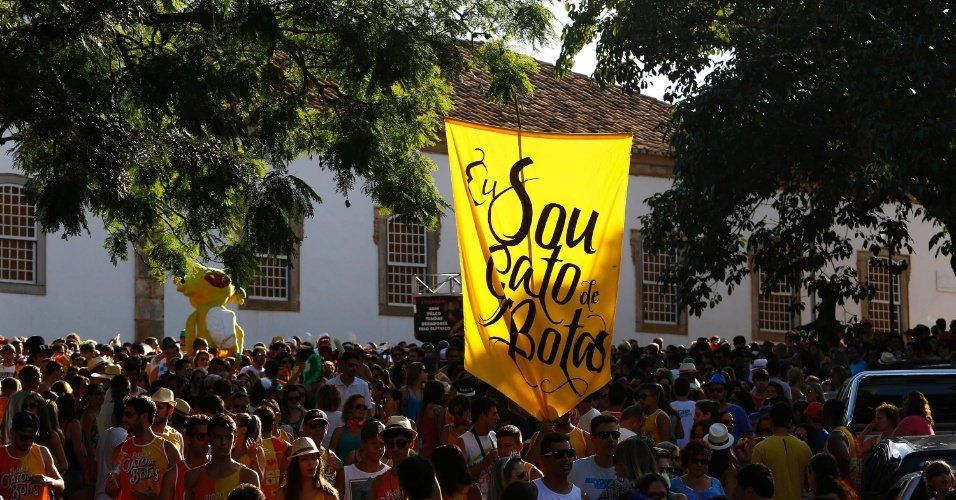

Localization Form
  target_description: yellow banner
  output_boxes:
[446,119,631,421]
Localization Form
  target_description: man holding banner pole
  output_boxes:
[455,396,499,497]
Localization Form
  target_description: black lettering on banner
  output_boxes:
[464,149,609,397]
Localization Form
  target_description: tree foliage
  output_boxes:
[0,0,550,285]
[559,0,956,321]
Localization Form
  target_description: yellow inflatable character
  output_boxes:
[175,263,246,357]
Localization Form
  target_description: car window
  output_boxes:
[902,454,956,476]
[852,375,956,425]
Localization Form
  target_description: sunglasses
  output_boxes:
[306,420,328,429]
[385,438,409,449]
[544,449,575,459]
[594,431,621,441]
[353,404,368,410]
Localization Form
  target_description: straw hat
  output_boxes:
[704,423,734,451]
[287,437,322,459]
[150,388,178,408]
[382,415,417,440]
[92,364,122,380]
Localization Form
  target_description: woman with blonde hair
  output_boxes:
[597,437,659,500]
[860,403,899,453]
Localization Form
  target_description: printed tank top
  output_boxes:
[192,467,243,500]
[117,436,170,500]
[0,444,50,500]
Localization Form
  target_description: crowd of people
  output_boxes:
[0,320,951,500]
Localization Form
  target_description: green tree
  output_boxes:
[559,0,956,330]
[0,0,550,284]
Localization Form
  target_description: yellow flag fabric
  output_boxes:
[446,119,632,421]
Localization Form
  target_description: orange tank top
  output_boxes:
[174,461,193,500]
[0,444,50,500]
[370,468,402,500]
[117,436,170,500]
[260,436,290,500]
[192,466,243,500]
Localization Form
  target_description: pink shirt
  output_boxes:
[898,415,934,436]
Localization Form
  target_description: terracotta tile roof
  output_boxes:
[446,59,672,157]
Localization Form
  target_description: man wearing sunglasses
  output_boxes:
[329,351,372,410]
[569,415,619,500]
[175,415,211,500]
[299,409,342,484]
[704,373,753,440]
[184,414,259,500]
[371,416,439,500]
[0,411,64,500]
[108,395,182,500]
[533,433,584,500]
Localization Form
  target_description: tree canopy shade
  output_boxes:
[0,0,551,285]
[558,0,956,324]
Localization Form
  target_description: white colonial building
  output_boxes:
[2,60,955,347]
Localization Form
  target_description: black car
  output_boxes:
[862,436,956,499]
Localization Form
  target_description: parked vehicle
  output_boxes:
[888,472,924,500]
[861,436,956,499]
[836,369,956,432]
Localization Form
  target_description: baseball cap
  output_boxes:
[361,420,385,440]
[300,409,329,432]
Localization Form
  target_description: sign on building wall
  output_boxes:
[446,119,631,420]
[413,294,464,342]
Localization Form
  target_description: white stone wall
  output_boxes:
[3,151,956,347]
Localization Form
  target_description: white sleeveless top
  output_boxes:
[342,463,389,500]
[459,430,497,497]
[533,478,583,500]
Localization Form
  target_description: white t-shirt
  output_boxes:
[460,430,497,497]
[94,427,128,500]
[0,364,16,380]
[568,456,616,500]
[342,463,389,500]
[329,375,372,409]
[533,478,583,500]
[670,400,696,448]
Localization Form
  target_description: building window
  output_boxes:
[248,255,291,301]
[751,268,799,341]
[241,224,301,312]
[631,230,687,335]
[0,174,45,295]
[857,251,910,333]
[375,210,439,316]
